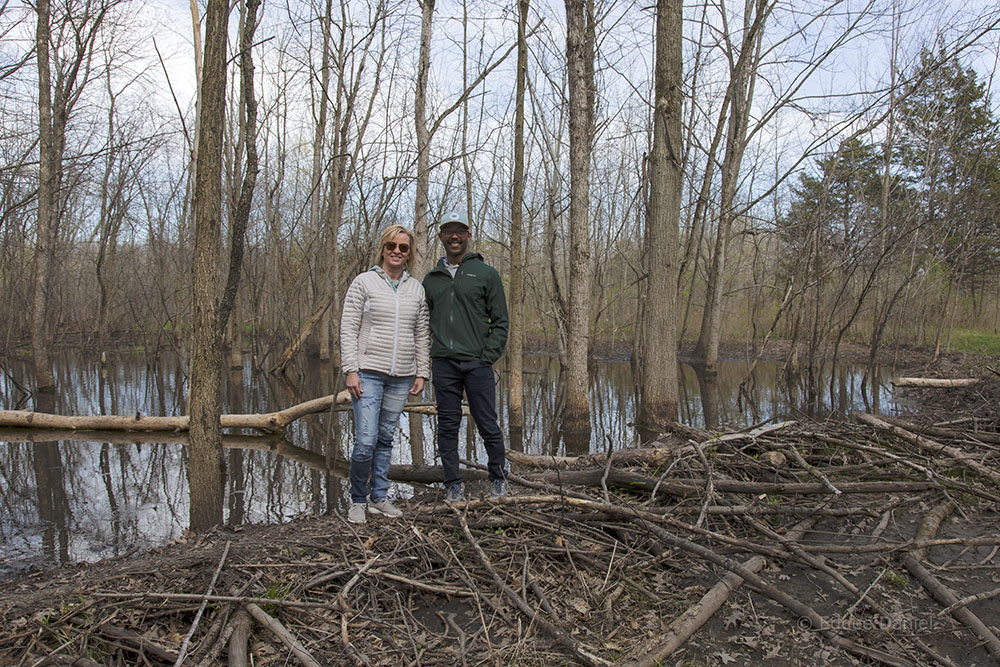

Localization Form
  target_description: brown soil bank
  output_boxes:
[1,354,998,666]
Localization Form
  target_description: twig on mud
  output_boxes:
[627,517,818,667]
[636,519,914,667]
[450,505,613,667]
[174,539,230,666]
[899,501,1000,662]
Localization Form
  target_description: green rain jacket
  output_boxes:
[423,252,509,365]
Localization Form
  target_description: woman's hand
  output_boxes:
[409,377,425,395]
[346,372,363,400]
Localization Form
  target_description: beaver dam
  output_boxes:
[1,373,999,665]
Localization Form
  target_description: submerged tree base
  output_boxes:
[1,372,999,665]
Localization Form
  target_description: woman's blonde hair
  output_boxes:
[376,225,415,272]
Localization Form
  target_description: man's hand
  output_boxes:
[346,372,363,400]
[409,377,425,395]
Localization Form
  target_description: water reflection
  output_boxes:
[0,350,910,576]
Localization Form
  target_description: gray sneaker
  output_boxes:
[489,477,508,498]
[368,498,402,518]
[348,502,367,524]
[445,482,466,503]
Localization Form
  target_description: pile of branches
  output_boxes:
[1,412,999,665]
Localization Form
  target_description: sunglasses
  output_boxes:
[384,241,410,253]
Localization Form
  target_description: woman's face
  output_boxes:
[381,232,411,273]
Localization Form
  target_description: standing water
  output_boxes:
[0,349,909,577]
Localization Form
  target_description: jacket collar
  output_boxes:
[371,265,409,283]
[432,252,483,273]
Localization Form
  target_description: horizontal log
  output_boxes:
[0,394,456,433]
[507,447,679,469]
[524,468,940,497]
[891,377,979,388]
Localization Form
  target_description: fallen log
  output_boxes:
[0,395,453,434]
[507,446,680,469]
[891,377,978,388]
[882,416,1000,445]
[524,468,940,497]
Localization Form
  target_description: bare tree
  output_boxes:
[188,0,230,531]
[507,0,529,430]
[637,0,682,429]
[33,0,116,393]
[693,0,768,374]
[561,0,595,433]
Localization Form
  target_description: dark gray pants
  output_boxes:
[431,358,506,486]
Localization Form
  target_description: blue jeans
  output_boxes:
[349,370,413,503]
[431,358,506,486]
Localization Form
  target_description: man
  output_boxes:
[423,210,510,500]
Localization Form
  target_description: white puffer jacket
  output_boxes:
[340,266,430,378]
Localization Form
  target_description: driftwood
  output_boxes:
[891,377,979,387]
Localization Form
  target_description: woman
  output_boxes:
[340,225,430,524]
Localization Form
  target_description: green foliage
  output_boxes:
[262,580,291,614]
[884,568,908,589]
[897,45,1000,283]
[951,330,1000,354]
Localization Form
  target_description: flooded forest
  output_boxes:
[2,0,1000,664]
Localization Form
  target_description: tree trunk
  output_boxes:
[413,0,435,275]
[311,0,333,361]
[188,0,229,532]
[220,0,259,338]
[562,0,595,433]
[32,0,56,394]
[637,0,682,430]
[508,0,529,430]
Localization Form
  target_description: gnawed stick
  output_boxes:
[227,609,253,667]
[450,505,613,667]
[899,501,1000,662]
[882,416,1000,446]
[373,569,474,597]
[194,572,262,667]
[245,602,323,667]
[636,520,913,667]
[805,431,1000,504]
[628,517,818,667]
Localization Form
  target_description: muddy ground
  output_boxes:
[1,349,999,666]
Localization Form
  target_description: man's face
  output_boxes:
[439,223,470,260]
